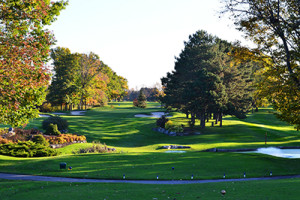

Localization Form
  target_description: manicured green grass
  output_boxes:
[28,103,300,153]
[1,102,300,199]
[0,102,300,180]
[1,151,300,180]
[2,178,300,200]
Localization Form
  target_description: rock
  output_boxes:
[176,132,184,136]
[152,127,158,132]
[169,132,176,136]
[161,145,191,149]
[202,148,217,152]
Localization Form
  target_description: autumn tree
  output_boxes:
[223,0,300,129]
[0,0,67,127]
[48,48,128,109]
[73,52,103,110]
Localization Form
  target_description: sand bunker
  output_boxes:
[134,112,171,118]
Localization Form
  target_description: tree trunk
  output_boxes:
[190,113,195,128]
[219,113,223,127]
[215,113,218,125]
[200,113,206,129]
[61,104,63,111]
[186,112,189,119]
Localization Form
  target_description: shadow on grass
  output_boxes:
[2,151,300,180]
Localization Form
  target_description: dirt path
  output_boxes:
[1,173,300,184]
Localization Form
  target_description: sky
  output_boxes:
[49,0,250,89]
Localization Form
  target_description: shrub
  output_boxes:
[169,124,184,133]
[165,120,184,133]
[137,89,147,108]
[156,115,169,128]
[234,111,247,119]
[45,134,86,144]
[0,138,10,144]
[39,102,54,112]
[45,124,61,136]
[165,120,173,130]
[0,141,58,157]
[133,98,139,107]
[75,142,115,154]
[42,116,68,133]
[32,134,49,146]
[0,128,7,136]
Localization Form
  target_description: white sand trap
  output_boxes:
[39,114,51,117]
[244,147,300,158]
[39,111,86,117]
[70,111,86,115]
[134,112,171,118]
[52,112,66,115]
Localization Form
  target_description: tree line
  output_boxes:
[0,0,298,130]
[47,47,128,110]
[161,30,257,128]
[162,0,299,130]
[124,87,162,102]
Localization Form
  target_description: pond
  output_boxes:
[244,147,300,159]
[134,112,171,118]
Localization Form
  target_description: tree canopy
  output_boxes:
[223,0,300,130]
[47,47,128,109]
[161,30,254,128]
[0,0,67,127]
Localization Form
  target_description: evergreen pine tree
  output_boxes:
[137,89,147,108]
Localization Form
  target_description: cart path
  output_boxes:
[1,173,300,184]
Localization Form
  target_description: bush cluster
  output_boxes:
[156,115,169,128]
[42,116,68,133]
[39,102,54,113]
[165,120,184,133]
[133,98,139,107]
[45,123,61,135]
[2,128,42,143]
[32,134,49,146]
[75,142,114,154]
[45,134,86,144]
[0,138,10,144]
[0,141,58,157]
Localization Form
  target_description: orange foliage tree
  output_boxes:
[0,0,67,127]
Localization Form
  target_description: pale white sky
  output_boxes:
[49,0,249,89]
